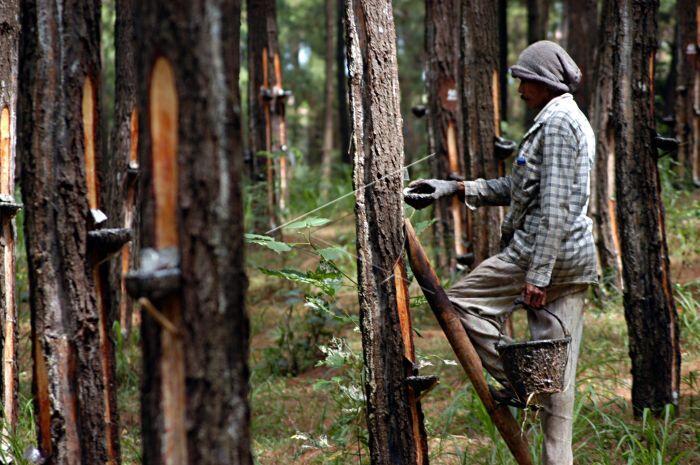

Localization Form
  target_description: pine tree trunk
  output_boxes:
[675,0,700,186]
[498,0,508,122]
[0,0,20,433]
[527,0,549,44]
[345,1,429,463]
[18,1,109,463]
[612,0,681,415]
[589,0,622,289]
[561,0,597,115]
[132,1,251,463]
[426,0,464,272]
[320,0,335,198]
[337,0,351,164]
[461,0,502,264]
[247,0,289,232]
[108,0,139,340]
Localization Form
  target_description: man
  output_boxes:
[404,41,596,465]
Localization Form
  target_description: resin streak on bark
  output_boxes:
[149,58,187,465]
[83,75,120,465]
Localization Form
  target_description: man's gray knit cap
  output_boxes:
[510,40,582,93]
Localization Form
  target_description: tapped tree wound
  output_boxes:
[0,107,10,195]
[150,57,179,250]
[82,77,99,210]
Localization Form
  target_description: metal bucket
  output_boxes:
[495,301,570,403]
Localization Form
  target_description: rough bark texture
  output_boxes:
[337,0,351,163]
[675,0,700,185]
[426,0,464,272]
[527,0,549,44]
[0,0,20,431]
[589,0,622,288]
[134,1,251,463]
[561,0,597,115]
[345,1,429,463]
[612,0,681,415]
[18,1,108,463]
[247,0,286,232]
[498,0,508,121]
[461,0,502,264]
[108,0,139,339]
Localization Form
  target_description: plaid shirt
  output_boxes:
[464,93,597,287]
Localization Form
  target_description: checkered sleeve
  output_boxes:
[463,177,512,210]
[526,117,576,287]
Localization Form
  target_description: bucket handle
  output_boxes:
[498,298,571,344]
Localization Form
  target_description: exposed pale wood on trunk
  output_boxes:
[149,58,187,465]
[404,219,533,465]
[345,1,429,462]
[612,0,681,415]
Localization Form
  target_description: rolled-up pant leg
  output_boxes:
[446,255,524,386]
[528,290,586,465]
[447,254,587,465]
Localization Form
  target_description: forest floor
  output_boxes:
[4,169,699,465]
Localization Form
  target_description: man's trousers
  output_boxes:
[447,254,587,465]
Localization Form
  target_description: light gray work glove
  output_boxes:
[403,179,460,210]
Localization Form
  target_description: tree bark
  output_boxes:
[345,0,429,463]
[108,0,139,340]
[337,0,351,164]
[18,1,109,463]
[527,0,549,44]
[612,0,681,415]
[498,0,508,122]
[0,0,20,433]
[247,0,288,232]
[426,0,464,272]
[675,0,700,186]
[320,0,335,198]
[461,0,502,264]
[132,1,252,463]
[561,0,597,115]
[589,0,622,289]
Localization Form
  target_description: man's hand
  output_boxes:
[522,283,546,309]
[403,179,461,210]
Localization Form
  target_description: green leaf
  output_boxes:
[317,247,346,261]
[244,233,292,253]
[259,266,342,296]
[283,217,331,230]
